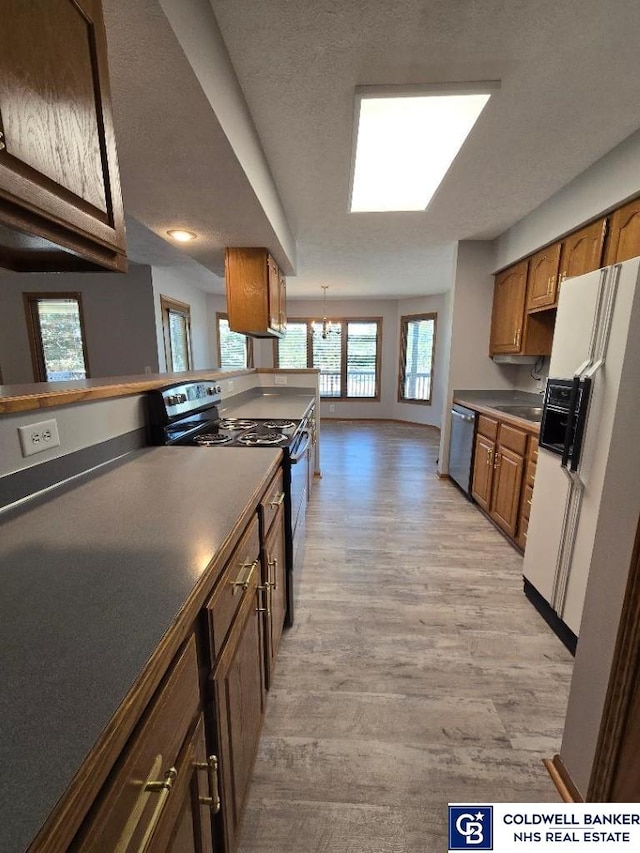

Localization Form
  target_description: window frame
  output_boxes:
[398,312,437,405]
[23,291,91,382]
[160,295,193,373]
[275,317,383,401]
[216,312,254,369]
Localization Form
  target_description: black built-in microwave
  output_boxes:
[540,377,592,471]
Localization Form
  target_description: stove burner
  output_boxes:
[237,431,288,447]
[216,419,258,431]
[263,420,296,430]
[194,433,233,446]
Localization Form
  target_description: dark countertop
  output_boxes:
[219,389,316,421]
[0,446,281,853]
[453,390,543,434]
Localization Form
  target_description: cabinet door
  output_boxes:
[490,261,528,354]
[0,0,126,270]
[490,446,525,538]
[148,715,216,853]
[211,579,265,853]
[263,504,286,689]
[605,197,640,264]
[526,243,562,311]
[278,270,287,333]
[267,255,280,333]
[558,218,607,296]
[471,433,495,512]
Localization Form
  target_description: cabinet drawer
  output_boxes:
[259,468,285,539]
[498,423,528,456]
[477,415,498,440]
[73,636,200,852]
[207,514,261,660]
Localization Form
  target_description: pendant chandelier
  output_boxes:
[312,285,341,340]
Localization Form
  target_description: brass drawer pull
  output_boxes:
[256,585,271,616]
[268,492,285,508]
[494,453,501,469]
[267,556,278,590]
[196,755,221,814]
[136,767,177,852]
[230,558,258,595]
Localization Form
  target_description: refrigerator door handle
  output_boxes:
[570,377,592,472]
[574,267,609,377]
[561,376,580,469]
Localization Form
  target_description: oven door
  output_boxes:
[285,430,312,626]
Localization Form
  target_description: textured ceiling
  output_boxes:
[104,0,640,299]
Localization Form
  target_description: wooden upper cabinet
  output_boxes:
[489,260,528,355]
[558,218,607,294]
[0,0,126,272]
[605,196,640,264]
[225,247,287,338]
[526,243,562,311]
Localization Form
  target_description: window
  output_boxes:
[24,293,89,381]
[160,296,192,372]
[216,314,253,369]
[399,313,437,404]
[276,318,381,399]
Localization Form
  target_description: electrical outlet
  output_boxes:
[329,404,336,412]
[274,375,287,385]
[227,380,234,392]
[18,419,61,457]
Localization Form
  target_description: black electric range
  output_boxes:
[146,381,312,625]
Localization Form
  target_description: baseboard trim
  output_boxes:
[436,472,450,480]
[543,755,584,802]
[523,578,578,655]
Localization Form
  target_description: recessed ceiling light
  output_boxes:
[167,229,198,242]
[349,83,499,213]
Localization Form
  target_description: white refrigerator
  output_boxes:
[523,257,640,643]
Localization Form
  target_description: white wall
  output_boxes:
[0,266,158,384]
[438,241,517,474]
[496,128,640,270]
[152,266,214,370]
[392,293,450,428]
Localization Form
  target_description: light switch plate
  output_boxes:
[274,375,288,385]
[18,419,61,457]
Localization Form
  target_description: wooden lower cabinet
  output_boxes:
[209,575,266,853]
[72,637,207,852]
[471,416,536,549]
[263,504,286,688]
[490,445,525,538]
[68,470,285,853]
[471,433,495,511]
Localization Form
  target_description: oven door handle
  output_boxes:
[289,432,311,463]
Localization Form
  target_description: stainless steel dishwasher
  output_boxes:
[448,404,477,496]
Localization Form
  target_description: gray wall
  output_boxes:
[496,128,640,269]
[0,265,159,384]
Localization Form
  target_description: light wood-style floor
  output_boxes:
[238,421,574,852]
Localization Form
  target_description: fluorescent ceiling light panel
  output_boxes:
[350,90,492,212]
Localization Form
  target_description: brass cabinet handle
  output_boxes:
[267,556,278,590]
[494,453,501,470]
[515,328,521,349]
[256,584,271,616]
[196,755,221,814]
[485,448,493,467]
[268,492,285,508]
[0,130,5,151]
[136,767,177,852]
[230,559,258,595]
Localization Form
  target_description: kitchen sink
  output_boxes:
[491,404,543,421]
